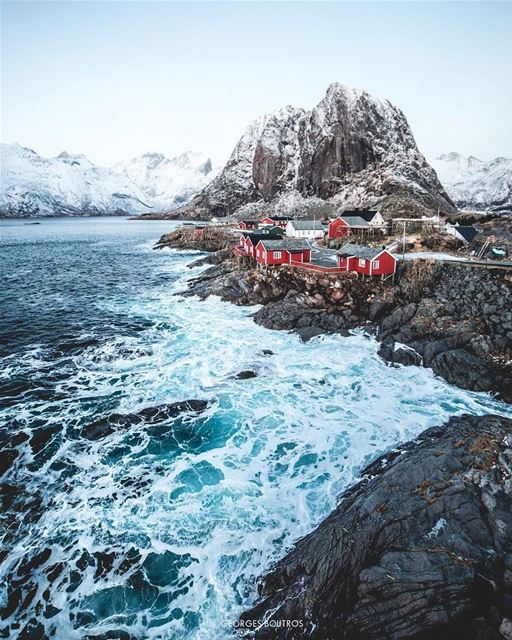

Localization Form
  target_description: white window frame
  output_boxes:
[372,260,380,269]
[358,258,366,267]
[273,251,282,259]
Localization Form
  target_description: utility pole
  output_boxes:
[402,220,406,260]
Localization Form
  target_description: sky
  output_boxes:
[1,1,511,167]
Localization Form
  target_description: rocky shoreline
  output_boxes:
[158,227,512,402]
[242,413,512,640]
[156,226,512,639]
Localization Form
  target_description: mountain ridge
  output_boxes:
[0,143,217,217]
[431,152,512,213]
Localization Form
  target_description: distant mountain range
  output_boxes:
[145,83,456,221]
[431,152,512,213]
[0,143,217,217]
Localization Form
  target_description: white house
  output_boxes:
[285,220,324,239]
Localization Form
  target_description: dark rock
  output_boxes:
[242,414,512,640]
[378,337,423,366]
[80,400,208,440]
[234,370,257,380]
[293,326,327,342]
[262,350,274,356]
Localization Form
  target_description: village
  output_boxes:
[186,209,491,281]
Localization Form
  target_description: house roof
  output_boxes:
[259,239,311,252]
[339,216,370,227]
[287,220,324,230]
[240,220,259,225]
[454,226,478,243]
[339,210,379,222]
[242,232,282,244]
[259,225,285,234]
[336,243,392,261]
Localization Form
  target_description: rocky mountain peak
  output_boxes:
[166,83,454,221]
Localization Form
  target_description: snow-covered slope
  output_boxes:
[114,151,214,212]
[0,144,216,217]
[160,83,454,221]
[432,152,512,213]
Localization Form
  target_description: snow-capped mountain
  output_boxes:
[431,152,512,213]
[0,144,216,217]
[114,151,214,212]
[154,83,454,221]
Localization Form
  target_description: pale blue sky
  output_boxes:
[2,1,511,166]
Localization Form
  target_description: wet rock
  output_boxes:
[261,349,274,356]
[234,370,257,380]
[293,326,327,342]
[80,400,208,441]
[378,338,422,366]
[242,414,512,640]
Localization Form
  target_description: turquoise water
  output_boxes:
[1,217,510,639]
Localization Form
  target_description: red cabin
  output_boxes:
[327,217,351,239]
[255,239,311,266]
[260,215,291,230]
[336,243,397,276]
[194,225,206,238]
[239,220,259,230]
[239,232,282,257]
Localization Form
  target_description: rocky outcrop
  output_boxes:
[241,414,512,640]
[147,84,454,221]
[373,263,512,400]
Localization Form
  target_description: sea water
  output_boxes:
[1,217,510,639]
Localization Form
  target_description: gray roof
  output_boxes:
[336,243,389,260]
[339,210,379,222]
[454,226,478,243]
[259,239,311,251]
[287,220,324,230]
[339,216,370,227]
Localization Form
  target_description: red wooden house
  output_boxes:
[238,232,282,257]
[239,220,259,230]
[327,217,351,239]
[327,216,371,240]
[260,215,292,229]
[255,239,312,266]
[336,243,397,276]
